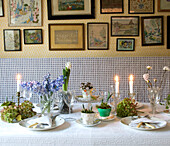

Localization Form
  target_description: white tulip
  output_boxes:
[143,73,149,81]
[65,62,71,69]
[163,66,170,71]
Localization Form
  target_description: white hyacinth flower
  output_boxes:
[163,66,170,71]
[143,73,149,81]
[146,66,152,70]
[65,62,71,69]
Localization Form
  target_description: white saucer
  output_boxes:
[136,102,144,109]
[96,113,115,122]
[76,118,101,127]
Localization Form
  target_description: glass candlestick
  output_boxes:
[112,93,120,114]
[128,93,136,100]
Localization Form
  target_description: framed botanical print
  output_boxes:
[111,16,139,36]
[100,0,124,14]
[167,16,170,49]
[0,0,4,17]
[158,0,170,12]
[24,29,43,44]
[116,38,135,51]
[3,29,21,51]
[47,0,95,20]
[87,23,109,50]
[49,24,84,50]
[8,0,42,27]
[128,0,154,14]
[141,16,164,46]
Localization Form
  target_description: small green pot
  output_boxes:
[97,108,111,117]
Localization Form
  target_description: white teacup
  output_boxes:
[81,112,96,125]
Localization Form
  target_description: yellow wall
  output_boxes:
[0,0,170,58]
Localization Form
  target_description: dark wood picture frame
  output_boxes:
[116,38,135,51]
[0,0,4,17]
[167,16,170,49]
[87,22,109,50]
[47,0,95,20]
[3,29,21,51]
[111,16,139,37]
[158,0,170,12]
[24,29,43,44]
[100,0,124,14]
[128,0,154,14]
[49,23,85,51]
[141,16,164,46]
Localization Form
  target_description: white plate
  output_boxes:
[120,116,167,131]
[96,113,115,122]
[19,116,65,131]
[76,118,101,127]
[136,102,144,109]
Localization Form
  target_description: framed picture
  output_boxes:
[111,16,139,36]
[158,0,170,12]
[3,29,21,51]
[128,0,154,14]
[47,0,95,20]
[8,0,42,27]
[49,24,84,50]
[141,16,164,46]
[167,16,170,49]
[116,38,135,51]
[100,0,124,14]
[0,0,4,17]
[24,29,43,44]
[87,23,109,50]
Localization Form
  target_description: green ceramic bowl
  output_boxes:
[97,108,111,117]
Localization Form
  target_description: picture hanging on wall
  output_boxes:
[8,0,42,27]
[100,0,124,14]
[24,29,43,44]
[158,0,170,12]
[49,23,84,50]
[128,0,154,14]
[47,0,95,20]
[0,0,4,17]
[87,23,109,50]
[116,38,135,51]
[3,29,21,51]
[111,16,139,36]
[167,16,170,49]
[141,16,164,46]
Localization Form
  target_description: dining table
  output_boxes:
[0,103,170,146]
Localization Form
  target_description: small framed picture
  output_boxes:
[167,16,170,49]
[8,0,42,26]
[141,16,164,46]
[111,16,139,36]
[128,0,154,14]
[158,0,170,12]
[3,29,21,51]
[0,0,4,17]
[49,23,84,50]
[116,38,135,51]
[24,29,43,44]
[87,23,109,50]
[100,0,124,14]
[47,0,95,20]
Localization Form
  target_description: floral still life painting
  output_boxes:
[58,0,84,11]
[88,23,109,50]
[3,29,21,51]
[117,38,135,51]
[24,29,43,44]
[142,16,163,46]
[129,0,154,14]
[111,16,139,36]
[8,0,42,26]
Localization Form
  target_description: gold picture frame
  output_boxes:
[49,24,85,51]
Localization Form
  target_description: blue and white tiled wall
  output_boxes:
[0,57,169,103]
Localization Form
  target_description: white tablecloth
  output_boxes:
[0,104,170,146]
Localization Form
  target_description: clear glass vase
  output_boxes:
[148,87,161,115]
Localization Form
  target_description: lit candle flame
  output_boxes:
[17,74,21,80]
[129,74,134,81]
[115,75,119,82]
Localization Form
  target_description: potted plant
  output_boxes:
[160,94,170,113]
[81,104,96,125]
[96,92,112,117]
